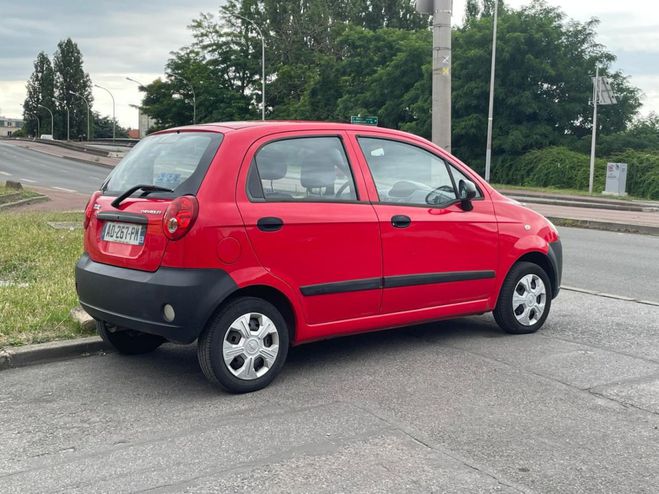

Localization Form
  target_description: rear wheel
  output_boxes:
[197,297,289,393]
[494,262,552,334]
[96,320,165,355]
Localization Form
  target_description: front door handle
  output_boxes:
[391,215,411,228]
[257,217,284,232]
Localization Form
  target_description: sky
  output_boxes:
[1,0,657,128]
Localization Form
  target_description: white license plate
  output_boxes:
[102,222,146,245]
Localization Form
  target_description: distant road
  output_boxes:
[0,141,110,194]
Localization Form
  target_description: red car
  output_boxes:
[76,122,562,393]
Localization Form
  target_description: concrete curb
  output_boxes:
[0,336,109,371]
[548,217,659,236]
[0,194,50,210]
[61,155,115,169]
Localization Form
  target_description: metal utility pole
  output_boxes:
[234,14,266,120]
[94,83,116,143]
[417,0,452,151]
[66,106,70,141]
[484,0,499,182]
[69,90,91,140]
[588,67,599,194]
[168,74,196,124]
[37,104,54,138]
[588,68,617,194]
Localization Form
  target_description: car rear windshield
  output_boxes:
[103,131,223,195]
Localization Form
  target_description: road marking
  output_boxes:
[52,186,77,193]
[19,178,36,183]
[0,171,11,176]
[562,285,659,306]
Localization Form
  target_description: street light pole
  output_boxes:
[67,106,70,141]
[27,112,40,138]
[234,14,266,120]
[94,83,116,143]
[126,77,148,138]
[589,66,600,194]
[168,74,196,124]
[484,0,499,182]
[37,104,54,138]
[69,90,91,141]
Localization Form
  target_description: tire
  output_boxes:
[197,297,290,393]
[96,320,165,355]
[493,261,552,334]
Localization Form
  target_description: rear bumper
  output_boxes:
[548,239,563,298]
[75,254,237,344]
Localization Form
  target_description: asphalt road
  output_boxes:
[559,226,659,302]
[2,291,658,493]
[0,141,109,194]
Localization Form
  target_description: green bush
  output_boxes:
[610,150,659,200]
[492,147,607,192]
[491,146,659,199]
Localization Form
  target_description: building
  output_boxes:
[0,117,23,137]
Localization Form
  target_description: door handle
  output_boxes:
[391,215,411,228]
[257,217,284,232]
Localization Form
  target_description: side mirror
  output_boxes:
[458,180,477,211]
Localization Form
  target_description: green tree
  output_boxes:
[22,52,55,137]
[451,0,641,172]
[92,112,128,139]
[53,38,93,140]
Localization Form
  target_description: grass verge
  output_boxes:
[491,183,645,201]
[0,184,42,204]
[0,211,94,347]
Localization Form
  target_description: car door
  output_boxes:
[236,131,382,325]
[351,134,499,314]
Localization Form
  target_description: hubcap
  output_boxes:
[223,313,279,380]
[512,274,546,326]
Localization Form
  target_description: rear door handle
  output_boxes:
[391,215,411,228]
[257,217,284,232]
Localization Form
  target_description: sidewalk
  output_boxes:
[499,189,659,234]
[14,140,120,168]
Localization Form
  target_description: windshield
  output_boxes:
[103,131,223,195]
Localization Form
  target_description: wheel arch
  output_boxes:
[509,251,557,298]
[207,284,297,343]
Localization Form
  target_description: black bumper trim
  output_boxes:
[548,239,563,298]
[75,254,237,343]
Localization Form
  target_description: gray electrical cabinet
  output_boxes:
[604,162,628,196]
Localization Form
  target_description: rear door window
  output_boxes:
[248,137,358,202]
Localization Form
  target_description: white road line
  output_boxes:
[52,186,77,193]
[0,171,11,176]
[19,178,36,183]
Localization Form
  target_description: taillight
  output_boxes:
[84,191,101,229]
[163,195,199,240]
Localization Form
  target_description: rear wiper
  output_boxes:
[111,184,174,208]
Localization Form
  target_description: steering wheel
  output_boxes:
[425,184,456,205]
[335,180,352,198]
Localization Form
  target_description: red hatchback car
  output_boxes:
[76,121,562,393]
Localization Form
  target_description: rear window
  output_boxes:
[103,132,223,195]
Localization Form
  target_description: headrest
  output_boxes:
[256,148,287,180]
[300,155,336,189]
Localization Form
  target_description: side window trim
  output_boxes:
[246,134,363,204]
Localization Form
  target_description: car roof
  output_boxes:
[162,120,413,137]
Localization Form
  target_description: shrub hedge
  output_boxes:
[491,146,659,199]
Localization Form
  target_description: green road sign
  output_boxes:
[350,115,378,125]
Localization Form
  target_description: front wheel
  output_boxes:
[197,297,289,393]
[494,262,552,334]
[96,320,165,354]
